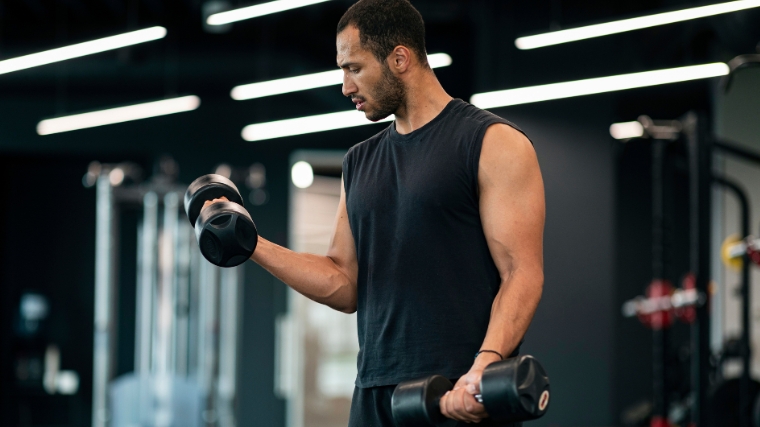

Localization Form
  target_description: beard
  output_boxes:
[364,63,406,122]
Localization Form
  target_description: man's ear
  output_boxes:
[389,45,412,74]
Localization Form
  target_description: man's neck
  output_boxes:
[393,72,452,135]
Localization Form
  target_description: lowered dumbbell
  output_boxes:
[391,355,550,427]
[184,174,258,267]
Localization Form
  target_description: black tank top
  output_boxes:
[343,99,530,387]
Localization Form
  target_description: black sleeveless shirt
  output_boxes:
[343,99,529,388]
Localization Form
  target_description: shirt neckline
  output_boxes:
[387,98,462,142]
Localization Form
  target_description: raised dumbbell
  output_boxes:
[391,355,550,426]
[184,174,258,268]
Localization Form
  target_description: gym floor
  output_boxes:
[0,1,759,426]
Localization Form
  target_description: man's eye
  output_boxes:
[350,68,359,74]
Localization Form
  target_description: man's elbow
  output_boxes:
[337,284,358,313]
[331,297,357,314]
[339,304,357,314]
[533,269,544,289]
[325,276,357,313]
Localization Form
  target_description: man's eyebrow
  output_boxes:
[338,61,358,69]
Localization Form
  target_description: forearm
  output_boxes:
[250,237,357,313]
[480,269,543,358]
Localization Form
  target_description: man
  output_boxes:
[207,0,544,424]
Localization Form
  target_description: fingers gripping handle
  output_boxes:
[184,174,244,225]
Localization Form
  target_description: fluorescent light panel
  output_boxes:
[515,0,760,50]
[470,63,730,109]
[207,0,332,25]
[242,110,393,141]
[610,121,645,139]
[37,96,200,135]
[231,53,453,100]
[0,27,166,75]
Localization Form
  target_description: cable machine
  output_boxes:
[87,159,242,427]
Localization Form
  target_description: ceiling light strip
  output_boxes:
[242,110,393,141]
[470,63,730,109]
[0,27,167,75]
[515,0,760,50]
[232,69,341,100]
[231,53,453,100]
[37,95,201,135]
[207,0,333,26]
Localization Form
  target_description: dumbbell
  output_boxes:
[184,174,258,267]
[391,355,550,427]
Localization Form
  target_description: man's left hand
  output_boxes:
[439,351,502,423]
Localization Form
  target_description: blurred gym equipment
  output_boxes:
[619,52,760,427]
[88,158,243,427]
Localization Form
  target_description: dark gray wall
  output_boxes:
[494,98,617,427]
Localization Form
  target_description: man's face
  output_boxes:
[337,26,405,122]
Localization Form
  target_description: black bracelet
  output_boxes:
[474,349,504,361]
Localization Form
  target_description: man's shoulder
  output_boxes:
[455,99,519,130]
[450,100,533,146]
[448,99,503,124]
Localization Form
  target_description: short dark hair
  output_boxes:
[337,0,428,67]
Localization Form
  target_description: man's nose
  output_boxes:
[342,74,357,97]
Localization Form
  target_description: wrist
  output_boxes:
[473,350,502,368]
[249,236,270,262]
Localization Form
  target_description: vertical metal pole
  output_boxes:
[652,139,666,280]
[218,267,242,427]
[686,112,712,427]
[712,177,752,427]
[291,295,304,427]
[710,156,725,354]
[188,240,202,377]
[741,217,752,427]
[152,192,179,427]
[287,183,305,427]
[651,139,668,426]
[136,192,159,375]
[163,192,179,375]
[93,174,114,427]
[198,260,219,426]
[175,202,192,377]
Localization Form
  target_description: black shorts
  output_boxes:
[348,383,523,427]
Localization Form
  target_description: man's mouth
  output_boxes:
[353,98,365,111]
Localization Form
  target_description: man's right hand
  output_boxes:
[202,196,229,211]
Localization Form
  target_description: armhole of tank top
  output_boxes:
[342,153,351,197]
[471,119,508,198]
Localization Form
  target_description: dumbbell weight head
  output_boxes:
[184,174,245,226]
[479,355,550,422]
[391,375,457,427]
[195,201,258,267]
[184,174,257,268]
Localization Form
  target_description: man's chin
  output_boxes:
[365,111,392,123]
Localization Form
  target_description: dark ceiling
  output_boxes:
[0,0,758,152]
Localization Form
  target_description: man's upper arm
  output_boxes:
[478,124,545,282]
[326,178,359,286]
